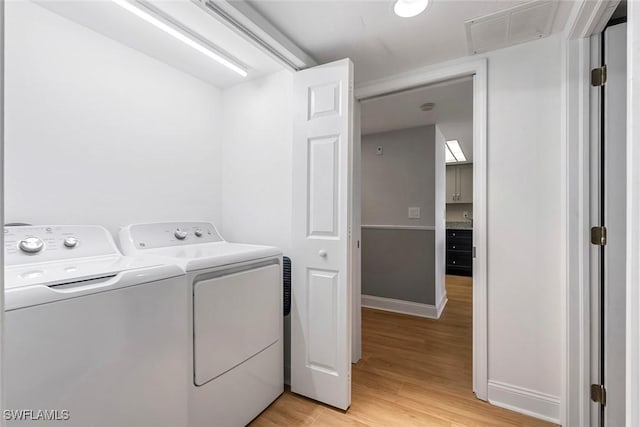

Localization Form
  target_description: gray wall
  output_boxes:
[362,126,435,226]
[361,125,436,305]
[362,228,435,304]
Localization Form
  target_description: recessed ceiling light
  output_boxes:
[445,144,456,163]
[446,140,467,162]
[420,102,435,112]
[112,0,248,77]
[394,0,430,18]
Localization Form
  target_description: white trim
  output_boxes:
[562,2,623,426]
[356,57,487,100]
[566,0,619,40]
[564,35,592,427]
[361,294,447,320]
[627,2,640,425]
[355,56,488,401]
[192,0,317,70]
[435,290,447,318]
[0,0,5,415]
[487,381,561,425]
[361,224,435,231]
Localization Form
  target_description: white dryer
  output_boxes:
[4,225,189,427]
[118,222,283,427]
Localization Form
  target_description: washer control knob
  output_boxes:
[194,229,203,237]
[174,229,188,240]
[64,237,79,248]
[19,237,44,254]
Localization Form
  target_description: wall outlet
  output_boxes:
[376,146,383,155]
[408,207,421,219]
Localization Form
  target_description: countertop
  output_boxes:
[446,221,473,230]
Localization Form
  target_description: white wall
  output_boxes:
[220,70,294,253]
[4,1,223,234]
[485,35,563,420]
[220,69,294,383]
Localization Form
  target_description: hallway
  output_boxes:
[252,276,556,426]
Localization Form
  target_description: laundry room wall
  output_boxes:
[360,125,438,306]
[4,1,223,234]
[221,69,294,383]
[220,70,294,254]
[483,34,563,421]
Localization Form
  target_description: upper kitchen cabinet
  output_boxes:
[446,163,473,204]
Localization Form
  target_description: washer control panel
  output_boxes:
[125,222,223,250]
[4,225,118,265]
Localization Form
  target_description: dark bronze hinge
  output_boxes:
[591,66,607,87]
[591,226,607,246]
[591,384,607,405]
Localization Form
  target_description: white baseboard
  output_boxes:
[361,294,447,319]
[435,290,448,318]
[487,380,560,424]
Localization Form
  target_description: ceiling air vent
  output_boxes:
[465,0,559,55]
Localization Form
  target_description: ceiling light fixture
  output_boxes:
[394,0,430,18]
[112,0,248,77]
[446,140,467,162]
[445,144,456,163]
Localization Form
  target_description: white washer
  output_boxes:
[4,225,189,427]
[118,221,283,427]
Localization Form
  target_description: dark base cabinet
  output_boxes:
[446,229,472,277]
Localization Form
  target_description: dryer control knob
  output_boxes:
[64,237,79,248]
[19,237,44,254]
[174,229,188,240]
[194,229,203,237]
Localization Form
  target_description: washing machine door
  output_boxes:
[193,261,281,386]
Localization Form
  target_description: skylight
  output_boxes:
[445,140,467,163]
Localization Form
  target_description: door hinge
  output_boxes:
[591,65,607,87]
[472,246,476,258]
[591,226,607,246]
[591,384,607,405]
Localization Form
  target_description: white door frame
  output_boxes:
[626,2,640,426]
[0,0,5,415]
[561,0,640,427]
[354,57,489,400]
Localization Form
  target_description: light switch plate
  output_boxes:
[408,207,421,219]
[376,146,383,155]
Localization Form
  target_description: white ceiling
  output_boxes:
[35,0,284,88]
[361,78,473,160]
[246,0,574,83]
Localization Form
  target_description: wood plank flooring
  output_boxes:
[251,276,557,426]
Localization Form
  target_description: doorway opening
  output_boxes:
[356,76,480,405]
[351,58,489,415]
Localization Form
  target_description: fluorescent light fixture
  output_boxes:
[446,140,467,162]
[394,0,430,18]
[445,144,456,163]
[112,0,248,77]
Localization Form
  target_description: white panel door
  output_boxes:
[291,58,353,410]
[603,22,626,427]
[351,100,362,364]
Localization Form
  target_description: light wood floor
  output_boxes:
[251,276,557,426]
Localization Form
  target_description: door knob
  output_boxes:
[318,249,327,258]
